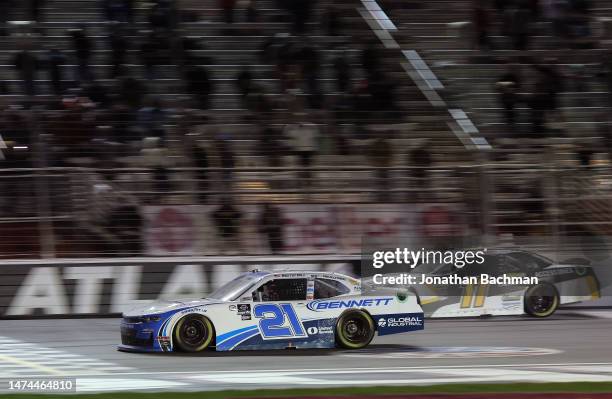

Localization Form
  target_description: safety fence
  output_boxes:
[2,163,612,258]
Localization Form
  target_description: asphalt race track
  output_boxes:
[1,310,612,393]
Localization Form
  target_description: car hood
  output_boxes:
[122,298,222,317]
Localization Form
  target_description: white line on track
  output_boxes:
[186,365,612,386]
[0,335,133,376]
[13,362,612,378]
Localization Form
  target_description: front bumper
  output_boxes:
[117,344,163,353]
[119,317,171,352]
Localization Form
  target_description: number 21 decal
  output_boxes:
[254,303,307,339]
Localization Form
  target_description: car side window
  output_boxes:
[252,278,307,302]
[314,278,350,299]
[507,253,547,271]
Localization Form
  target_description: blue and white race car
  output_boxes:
[119,270,424,352]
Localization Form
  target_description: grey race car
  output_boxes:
[363,250,600,318]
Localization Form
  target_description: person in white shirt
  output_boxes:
[283,114,319,187]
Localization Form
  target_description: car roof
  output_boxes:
[247,269,357,281]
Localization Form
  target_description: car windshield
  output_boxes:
[207,273,263,302]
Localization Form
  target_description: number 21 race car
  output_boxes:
[119,270,424,352]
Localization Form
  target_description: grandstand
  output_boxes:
[0,0,611,258]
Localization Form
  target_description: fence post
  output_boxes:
[476,151,493,246]
[29,107,56,259]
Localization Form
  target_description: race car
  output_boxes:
[363,250,600,318]
[119,270,424,352]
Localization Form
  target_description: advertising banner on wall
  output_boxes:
[0,258,356,318]
[142,204,423,256]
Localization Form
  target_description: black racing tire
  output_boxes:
[335,310,375,349]
[173,314,214,352]
[524,283,559,317]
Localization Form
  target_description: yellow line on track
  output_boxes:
[0,353,63,375]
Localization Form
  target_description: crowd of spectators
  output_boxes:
[3,0,407,171]
[0,0,429,256]
[466,0,612,144]
[474,0,594,51]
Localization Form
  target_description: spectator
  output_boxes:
[473,0,491,50]
[369,137,392,201]
[140,32,159,80]
[119,76,146,109]
[333,50,351,94]
[125,0,135,24]
[495,0,509,14]
[14,48,38,96]
[84,81,111,108]
[109,24,128,78]
[192,142,210,203]
[257,124,284,168]
[509,0,532,50]
[220,0,236,25]
[71,27,93,83]
[577,143,593,168]
[597,115,612,164]
[567,64,590,107]
[216,137,235,184]
[543,0,570,43]
[324,5,342,36]
[529,0,542,19]
[83,173,124,254]
[0,0,8,36]
[409,141,433,201]
[185,65,213,109]
[298,42,322,108]
[107,102,132,143]
[601,53,612,108]
[149,0,175,31]
[283,115,319,187]
[258,202,284,254]
[45,49,66,96]
[567,0,592,48]
[3,112,31,149]
[246,0,257,23]
[496,63,521,126]
[289,0,314,34]
[103,0,125,22]
[529,61,564,134]
[369,73,399,121]
[30,0,44,25]
[140,136,171,202]
[236,67,253,102]
[108,204,142,254]
[213,201,242,253]
[361,41,381,81]
[137,98,166,140]
[182,36,209,67]
[522,182,545,220]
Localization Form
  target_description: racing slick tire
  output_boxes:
[335,310,375,349]
[524,283,559,317]
[173,314,215,352]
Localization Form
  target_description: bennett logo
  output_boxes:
[307,298,393,311]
